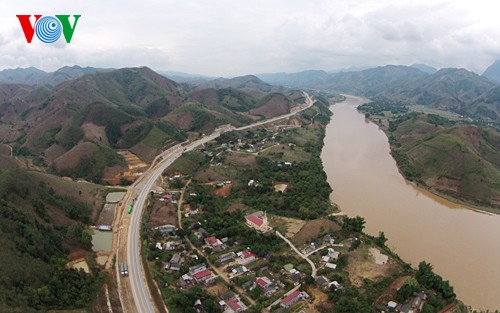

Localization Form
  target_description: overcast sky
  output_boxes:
[1,0,500,76]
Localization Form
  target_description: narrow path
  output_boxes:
[275,231,317,278]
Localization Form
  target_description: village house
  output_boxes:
[195,228,209,238]
[254,276,277,296]
[315,276,330,290]
[218,293,247,313]
[167,253,182,271]
[327,248,340,260]
[230,266,249,278]
[280,290,309,308]
[189,263,207,275]
[156,224,176,236]
[245,211,271,232]
[192,269,216,285]
[236,250,257,265]
[204,236,222,247]
[218,252,237,264]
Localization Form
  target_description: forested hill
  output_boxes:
[0,66,303,183]
[258,64,500,125]
[0,168,107,311]
[358,101,500,210]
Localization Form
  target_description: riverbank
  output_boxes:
[137,94,470,313]
[356,99,500,215]
[322,95,500,310]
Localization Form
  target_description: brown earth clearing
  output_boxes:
[213,184,231,197]
[269,215,307,238]
[292,219,340,246]
[225,153,257,167]
[345,244,402,288]
[103,150,149,185]
[149,200,178,227]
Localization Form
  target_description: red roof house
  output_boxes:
[281,290,302,308]
[246,215,264,227]
[192,269,213,282]
[204,236,219,246]
[226,298,242,312]
[255,277,271,288]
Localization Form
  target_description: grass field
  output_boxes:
[409,105,462,120]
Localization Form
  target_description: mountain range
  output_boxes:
[257,62,500,122]
[0,67,301,183]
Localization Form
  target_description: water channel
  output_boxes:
[320,95,500,310]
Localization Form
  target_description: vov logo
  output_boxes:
[16,15,81,44]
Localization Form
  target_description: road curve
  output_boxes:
[126,92,314,313]
[275,231,317,278]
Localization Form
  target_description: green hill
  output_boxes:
[0,168,107,312]
[383,112,500,208]
[0,67,297,183]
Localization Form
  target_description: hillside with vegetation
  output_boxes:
[258,64,500,125]
[358,101,500,210]
[0,168,107,312]
[0,67,298,183]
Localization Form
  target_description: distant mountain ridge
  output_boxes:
[0,65,111,87]
[483,60,500,83]
[258,64,500,122]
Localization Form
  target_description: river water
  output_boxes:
[321,95,500,310]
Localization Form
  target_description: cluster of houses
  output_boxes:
[179,263,217,286]
[387,292,428,313]
[217,292,247,313]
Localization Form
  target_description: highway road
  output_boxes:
[125,92,314,313]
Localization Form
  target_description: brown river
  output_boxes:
[321,95,500,310]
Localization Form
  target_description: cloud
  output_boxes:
[0,0,500,76]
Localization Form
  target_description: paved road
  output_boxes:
[126,92,314,313]
[275,231,317,278]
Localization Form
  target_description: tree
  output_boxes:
[375,231,387,247]
[342,216,365,233]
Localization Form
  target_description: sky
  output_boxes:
[1,0,500,77]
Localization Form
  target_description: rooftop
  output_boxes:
[246,215,263,227]
[192,269,212,280]
[226,298,242,311]
[282,290,301,305]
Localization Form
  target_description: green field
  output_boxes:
[409,105,462,120]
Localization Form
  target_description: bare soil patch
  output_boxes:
[269,216,306,238]
[82,122,109,145]
[227,202,250,212]
[195,168,227,183]
[346,245,401,288]
[103,150,148,184]
[149,200,178,227]
[292,219,340,245]
[226,153,257,167]
[206,282,229,297]
[213,184,231,197]
[249,94,290,119]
